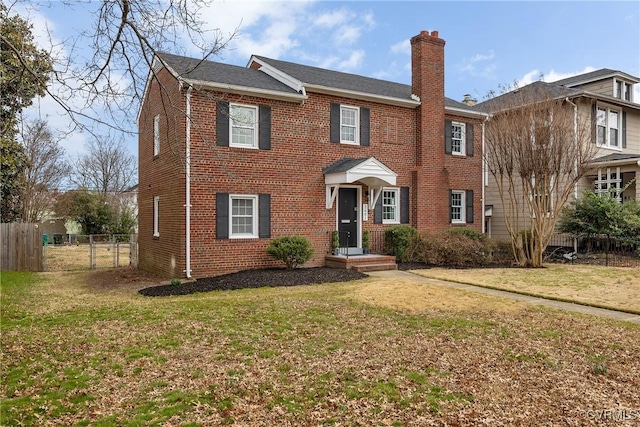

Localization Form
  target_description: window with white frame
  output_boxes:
[595,167,622,201]
[596,106,620,148]
[153,115,160,156]
[153,196,160,237]
[340,106,359,144]
[382,188,399,223]
[230,104,258,148]
[230,195,258,238]
[451,122,466,155]
[450,191,465,223]
[614,79,633,102]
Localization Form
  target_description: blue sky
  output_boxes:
[17,0,640,162]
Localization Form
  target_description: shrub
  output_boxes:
[448,227,486,241]
[170,278,181,286]
[384,225,419,262]
[267,236,315,269]
[407,230,508,267]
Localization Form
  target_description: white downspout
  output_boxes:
[185,86,193,278]
[481,117,487,234]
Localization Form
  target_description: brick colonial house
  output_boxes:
[137,30,487,279]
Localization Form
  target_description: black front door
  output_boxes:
[338,188,358,248]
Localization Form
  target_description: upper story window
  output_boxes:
[451,122,466,155]
[153,115,160,156]
[614,79,633,102]
[330,103,370,146]
[596,106,620,149]
[340,106,359,144]
[382,188,399,224]
[230,104,259,149]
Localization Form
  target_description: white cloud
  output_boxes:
[336,50,365,71]
[335,26,362,45]
[459,50,496,79]
[390,39,410,55]
[313,9,350,28]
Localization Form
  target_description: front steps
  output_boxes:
[325,254,397,272]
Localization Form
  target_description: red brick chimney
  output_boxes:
[410,30,447,231]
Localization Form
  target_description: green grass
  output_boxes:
[1,270,639,425]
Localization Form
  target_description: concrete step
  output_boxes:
[352,263,398,272]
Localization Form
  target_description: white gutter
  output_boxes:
[565,98,579,200]
[304,84,421,108]
[445,105,489,119]
[481,117,487,233]
[185,78,307,103]
[185,86,193,278]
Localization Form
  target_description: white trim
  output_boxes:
[184,87,192,278]
[596,105,622,150]
[153,196,160,237]
[340,105,360,145]
[229,195,259,239]
[326,184,340,209]
[324,157,397,187]
[451,121,466,156]
[450,190,465,224]
[229,103,259,149]
[184,78,307,103]
[445,106,488,119]
[153,114,160,156]
[248,56,305,93]
[381,187,400,224]
[305,83,421,108]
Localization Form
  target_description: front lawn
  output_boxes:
[1,269,639,426]
[411,264,640,313]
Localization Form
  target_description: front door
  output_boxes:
[338,188,358,249]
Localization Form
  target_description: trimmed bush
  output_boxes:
[384,225,419,262]
[267,236,315,269]
[448,227,486,241]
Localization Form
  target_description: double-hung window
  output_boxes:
[230,195,258,238]
[451,122,466,155]
[382,188,399,224]
[340,106,359,144]
[596,106,620,148]
[230,104,258,148]
[595,167,622,201]
[450,191,465,224]
[153,196,160,237]
[153,115,160,156]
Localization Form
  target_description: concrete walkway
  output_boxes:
[367,270,640,324]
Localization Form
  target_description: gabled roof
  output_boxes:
[156,52,304,101]
[251,55,484,117]
[553,68,640,87]
[323,157,397,187]
[473,81,583,113]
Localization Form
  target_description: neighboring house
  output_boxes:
[119,184,139,234]
[137,30,487,279]
[478,69,640,240]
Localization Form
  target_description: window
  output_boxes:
[614,79,633,102]
[450,191,465,223]
[230,104,258,148]
[451,122,466,155]
[153,196,160,237]
[596,106,620,148]
[382,188,399,223]
[230,195,258,238]
[153,115,160,156]
[595,167,622,202]
[340,106,359,144]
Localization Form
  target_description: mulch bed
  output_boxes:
[138,267,368,297]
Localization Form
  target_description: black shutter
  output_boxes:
[330,103,340,143]
[216,101,230,147]
[466,190,474,224]
[374,190,382,224]
[400,187,409,224]
[466,123,474,156]
[622,111,627,149]
[259,105,271,150]
[448,189,453,223]
[258,194,271,238]
[445,119,452,154]
[360,107,370,146]
[216,193,229,239]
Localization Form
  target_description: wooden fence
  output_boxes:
[1,223,44,272]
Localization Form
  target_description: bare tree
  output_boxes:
[18,119,68,222]
[483,84,598,267]
[70,135,136,195]
[2,0,235,136]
